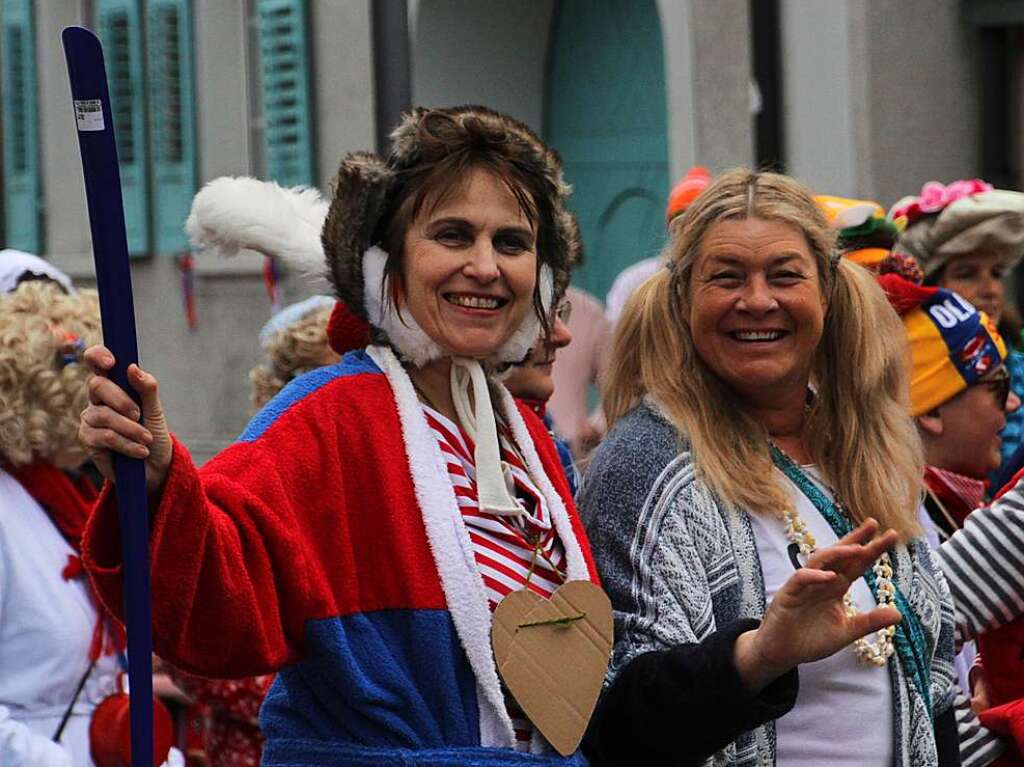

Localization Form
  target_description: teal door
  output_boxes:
[1,0,42,252]
[544,0,669,302]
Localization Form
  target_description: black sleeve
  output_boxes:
[582,619,799,767]
[935,705,962,767]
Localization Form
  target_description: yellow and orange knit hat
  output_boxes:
[877,272,1007,416]
[815,195,902,270]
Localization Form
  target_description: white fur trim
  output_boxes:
[361,248,555,369]
[363,247,445,367]
[185,177,330,290]
[493,264,554,366]
[365,345,514,749]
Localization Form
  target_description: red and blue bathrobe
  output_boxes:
[82,346,599,766]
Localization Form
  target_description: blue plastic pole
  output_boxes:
[62,26,154,767]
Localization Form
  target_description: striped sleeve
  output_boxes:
[954,692,1005,767]
[936,484,1024,643]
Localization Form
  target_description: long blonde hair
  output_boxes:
[605,169,922,539]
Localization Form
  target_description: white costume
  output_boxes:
[0,469,121,767]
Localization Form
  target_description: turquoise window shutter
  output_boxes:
[146,0,195,254]
[96,0,151,256]
[257,0,314,187]
[1,0,42,252]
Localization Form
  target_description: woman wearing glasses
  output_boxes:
[874,272,1020,541]
[891,180,1024,483]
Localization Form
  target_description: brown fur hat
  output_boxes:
[321,106,580,330]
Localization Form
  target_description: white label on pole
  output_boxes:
[73,99,105,131]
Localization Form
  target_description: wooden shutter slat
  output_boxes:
[1,0,42,251]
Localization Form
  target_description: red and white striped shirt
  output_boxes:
[422,403,566,749]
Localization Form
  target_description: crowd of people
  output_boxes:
[4,104,1024,767]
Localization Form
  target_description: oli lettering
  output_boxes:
[928,294,975,329]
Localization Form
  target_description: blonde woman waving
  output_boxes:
[581,170,958,766]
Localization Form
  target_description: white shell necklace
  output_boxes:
[770,446,896,667]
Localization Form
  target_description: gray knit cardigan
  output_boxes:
[579,402,958,767]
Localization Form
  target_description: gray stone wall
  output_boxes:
[862,0,980,207]
[687,0,755,173]
[410,0,554,133]
[782,0,981,207]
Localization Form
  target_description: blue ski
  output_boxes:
[62,25,156,767]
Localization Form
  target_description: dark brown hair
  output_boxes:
[322,106,581,348]
[373,109,567,340]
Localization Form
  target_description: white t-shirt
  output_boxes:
[747,468,894,766]
[604,257,663,326]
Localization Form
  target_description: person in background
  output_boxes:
[879,270,1019,766]
[250,296,340,410]
[582,169,958,766]
[547,284,610,459]
[891,179,1024,479]
[604,165,712,327]
[0,264,181,767]
[816,195,903,272]
[502,299,578,494]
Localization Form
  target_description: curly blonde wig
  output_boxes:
[249,304,339,409]
[0,280,101,467]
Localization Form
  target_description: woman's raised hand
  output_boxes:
[734,519,902,692]
[79,345,173,495]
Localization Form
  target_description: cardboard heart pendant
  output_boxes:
[491,580,613,756]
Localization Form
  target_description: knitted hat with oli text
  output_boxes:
[877,272,1006,416]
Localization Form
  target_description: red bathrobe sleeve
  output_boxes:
[80,376,438,678]
[82,430,326,677]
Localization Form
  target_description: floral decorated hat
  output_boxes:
[890,179,1024,280]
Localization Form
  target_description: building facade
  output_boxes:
[0,0,1015,460]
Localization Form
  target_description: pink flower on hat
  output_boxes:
[892,179,994,224]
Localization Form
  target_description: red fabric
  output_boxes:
[924,465,985,528]
[517,398,547,418]
[326,301,370,355]
[81,368,596,677]
[7,461,124,660]
[979,617,1024,711]
[876,273,939,316]
[5,461,96,548]
[169,670,273,767]
[980,699,1024,765]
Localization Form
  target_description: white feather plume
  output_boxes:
[185,176,329,287]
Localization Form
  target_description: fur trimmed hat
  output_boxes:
[321,106,581,368]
